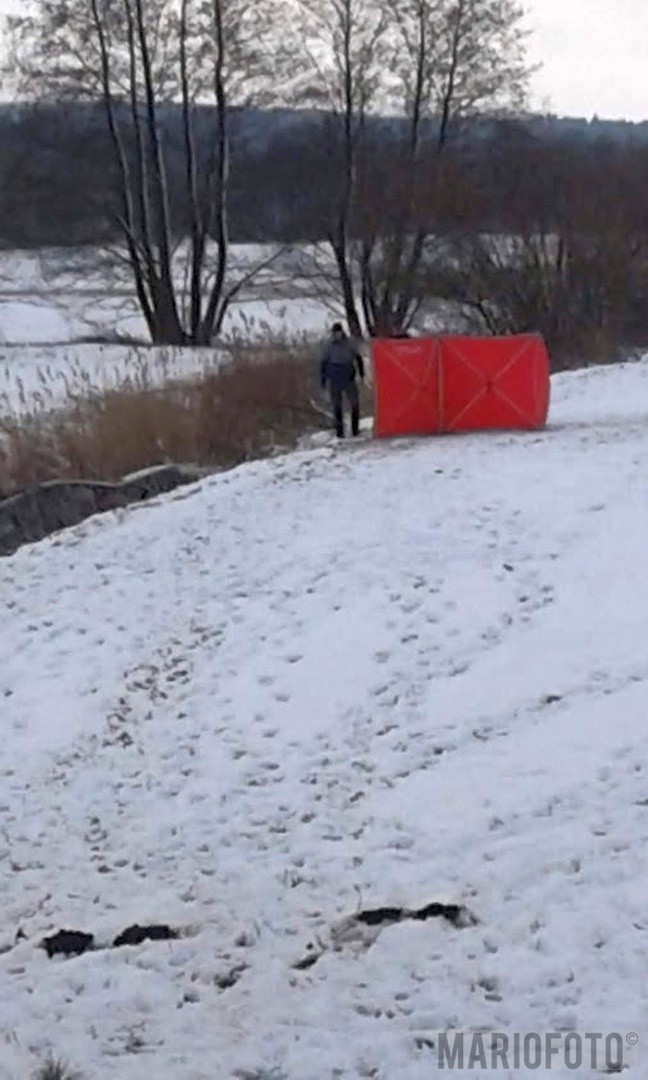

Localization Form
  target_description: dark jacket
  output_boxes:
[320,336,365,390]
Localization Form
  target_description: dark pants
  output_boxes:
[330,381,360,438]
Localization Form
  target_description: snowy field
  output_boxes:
[2,359,648,1077]
[0,245,465,417]
[0,245,338,415]
[0,246,337,346]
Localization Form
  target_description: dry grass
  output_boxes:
[0,345,328,495]
[32,1057,81,1080]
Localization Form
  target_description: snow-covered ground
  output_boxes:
[0,244,466,418]
[0,293,333,347]
[0,245,336,416]
[0,245,339,349]
[2,360,648,1078]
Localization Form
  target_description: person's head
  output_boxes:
[331,322,346,340]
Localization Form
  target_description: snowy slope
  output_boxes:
[1,361,648,1078]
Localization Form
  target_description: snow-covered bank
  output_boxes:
[0,244,335,418]
[0,243,466,420]
[1,361,648,1078]
[0,245,335,352]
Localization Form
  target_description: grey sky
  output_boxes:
[1,0,647,121]
[527,0,648,120]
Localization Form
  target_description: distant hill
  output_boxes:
[1,103,647,248]
[2,101,648,146]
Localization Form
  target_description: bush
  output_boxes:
[0,345,329,494]
[32,1057,81,1080]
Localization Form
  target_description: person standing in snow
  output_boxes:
[319,322,365,439]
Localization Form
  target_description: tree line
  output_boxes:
[2,0,648,363]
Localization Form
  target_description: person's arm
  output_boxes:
[355,350,365,381]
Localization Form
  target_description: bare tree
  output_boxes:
[363,0,531,336]
[8,0,292,345]
[299,0,531,336]
[430,133,648,366]
[294,0,391,337]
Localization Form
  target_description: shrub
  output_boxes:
[0,345,330,494]
[32,1056,81,1080]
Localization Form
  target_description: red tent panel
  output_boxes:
[373,334,550,437]
[441,334,549,431]
[373,337,442,437]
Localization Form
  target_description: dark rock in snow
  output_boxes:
[113,923,179,948]
[355,906,405,927]
[41,929,95,958]
[354,900,477,932]
[0,464,203,556]
[409,901,477,928]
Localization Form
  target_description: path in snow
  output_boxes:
[1,362,648,1077]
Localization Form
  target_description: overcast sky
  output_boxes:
[1,0,647,121]
[527,0,648,120]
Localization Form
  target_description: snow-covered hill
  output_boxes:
[1,361,648,1078]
